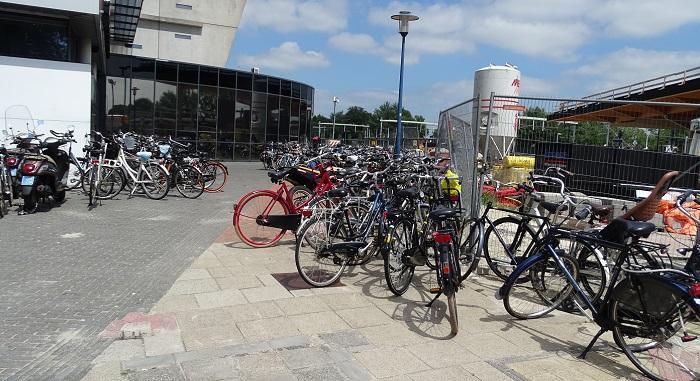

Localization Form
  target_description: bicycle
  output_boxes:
[233,154,335,248]
[496,186,700,381]
[157,141,205,199]
[0,147,12,217]
[112,133,170,200]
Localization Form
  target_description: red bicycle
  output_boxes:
[233,161,336,248]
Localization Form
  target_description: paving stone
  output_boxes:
[454,332,527,360]
[237,317,302,341]
[178,269,213,281]
[180,356,238,381]
[180,324,244,351]
[336,306,392,328]
[335,359,376,381]
[190,257,225,270]
[267,335,311,350]
[241,286,293,303]
[121,354,176,372]
[274,296,330,316]
[82,361,123,381]
[215,275,264,290]
[461,361,514,381]
[278,347,334,370]
[151,295,199,313]
[234,352,295,381]
[143,331,184,357]
[317,293,371,310]
[168,279,220,296]
[408,366,478,381]
[194,289,248,309]
[353,347,430,379]
[406,340,480,368]
[225,301,284,322]
[93,340,145,363]
[319,330,370,349]
[293,365,349,381]
[358,324,427,347]
[174,309,233,331]
[289,311,351,335]
[126,364,185,381]
[206,267,233,279]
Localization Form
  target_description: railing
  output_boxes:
[559,66,700,110]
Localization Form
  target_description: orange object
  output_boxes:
[663,201,700,236]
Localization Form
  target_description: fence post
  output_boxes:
[471,95,481,218]
[483,92,495,163]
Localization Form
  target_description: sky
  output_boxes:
[226,0,700,122]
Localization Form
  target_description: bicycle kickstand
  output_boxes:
[578,328,606,359]
[425,291,442,308]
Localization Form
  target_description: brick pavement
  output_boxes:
[0,162,268,381]
[79,167,648,380]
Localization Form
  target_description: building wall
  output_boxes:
[112,0,245,68]
[0,56,91,151]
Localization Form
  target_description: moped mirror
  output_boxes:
[67,125,75,133]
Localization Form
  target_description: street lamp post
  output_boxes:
[131,87,139,132]
[332,96,339,140]
[391,10,419,158]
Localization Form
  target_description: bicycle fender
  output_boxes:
[610,274,700,316]
[497,250,547,299]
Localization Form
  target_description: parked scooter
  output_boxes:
[17,129,76,214]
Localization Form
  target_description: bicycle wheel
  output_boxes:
[384,219,415,296]
[175,165,205,199]
[234,191,289,248]
[447,292,459,335]
[0,169,6,217]
[66,161,84,190]
[290,185,313,207]
[484,216,538,280]
[502,253,578,319]
[88,165,97,206]
[140,163,170,200]
[611,279,700,381]
[202,161,227,193]
[96,167,125,200]
[459,218,483,281]
[295,214,349,287]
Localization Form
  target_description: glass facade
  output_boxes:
[104,54,314,160]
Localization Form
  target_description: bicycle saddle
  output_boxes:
[540,201,568,214]
[268,168,293,182]
[326,188,348,198]
[396,187,420,199]
[429,207,459,221]
[598,218,656,244]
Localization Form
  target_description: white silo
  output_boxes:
[473,64,521,161]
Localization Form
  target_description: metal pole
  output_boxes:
[332,101,337,139]
[482,92,495,163]
[605,123,610,146]
[572,124,576,144]
[394,34,407,158]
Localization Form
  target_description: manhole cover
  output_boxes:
[271,272,345,290]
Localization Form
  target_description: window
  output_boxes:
[0,14,69,61]
[198,86,217,139]
[235,90,251,143]
[300,100,309,139]
[280,80,291,97]
[268,78,280,95]
[254,76,267,93]
[237,72,252,91]
[279,97,290,139]
[131,58,155,135]
[290,98,300,138]
[251,93,266,144]
[179,64,198,84]
[234,143,250,160]
[156,61,177,82]
[177,83,197,140]
[200,67,218,86]
[155,81,177,137]
[217,88,235,142]
[266,95,279,142]
[219,70,236,88]
[174,33,192,40]
[175,3,192,10]
[292,83,301,98]
[216,142,233,160]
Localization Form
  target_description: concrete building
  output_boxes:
[0,0,314,160]
[111,0,246,67]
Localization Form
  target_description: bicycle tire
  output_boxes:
[484,216,538,280]
[202,161,227,193]
[289,185,313,207]
[295,214,349,287]
[66,161,83,190]
[140,163,170,200]
[175,165,205,199]
[502,253,579,319]
[447,293,459,335]
[384,218,415,296]
[611,279,700,381]
[234,190,289,248]
[459,218,483,281]
[0,169,5,217]
[95,167,125,200]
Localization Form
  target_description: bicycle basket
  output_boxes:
[158,144,172,158]
[124,135,136,151]
[105,142,120,159]
[136,151,152,162]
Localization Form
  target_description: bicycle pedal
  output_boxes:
[681,335,697,342]
[429,287,441,294]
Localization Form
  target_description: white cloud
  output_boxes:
[573,47,700,92]
[520,75,558,97]
[329,32,380,53]
[241,0,348,33]
[237,42,330,71]
[335,0,700,63]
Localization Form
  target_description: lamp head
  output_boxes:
[391,11,419,36]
